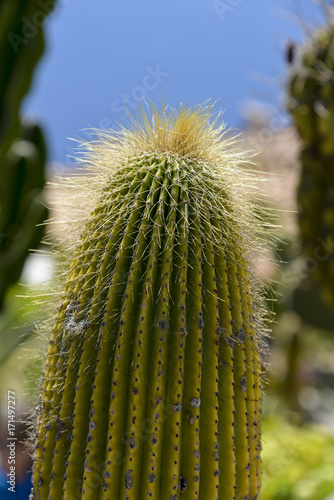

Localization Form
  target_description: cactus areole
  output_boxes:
[31,105,269,500]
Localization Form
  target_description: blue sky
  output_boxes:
[21,0,329,165]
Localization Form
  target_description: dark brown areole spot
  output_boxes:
[158,319,168,330]
[237,328,245,342]
[240,374,247,392]
[173,403,181,413]
[178,475,187,492]
[185,411,195,424]
[125,469,133,490]
[197,315,204,329]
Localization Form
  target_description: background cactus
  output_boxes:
[30,105,272,500]
[0,121,48,307]
[287,23,334,307]
[0,0,55,309]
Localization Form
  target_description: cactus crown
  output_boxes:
[59,104,269,261]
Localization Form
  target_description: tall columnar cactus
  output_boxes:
[0,0,55,308]
[31,105,271,500]
[0,0,55,156]
[0,121,48,307]
[287,23,334,306]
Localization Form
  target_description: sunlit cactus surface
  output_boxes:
[30,105,271,500]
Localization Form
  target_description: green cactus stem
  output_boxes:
[287,23,334,306]
[30,104,271,500]
[0,121,48,307]
[0,0,55,308]
[0,0,55,156]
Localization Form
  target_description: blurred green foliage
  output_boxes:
[0,281,37,366]
[262,413,334,500]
